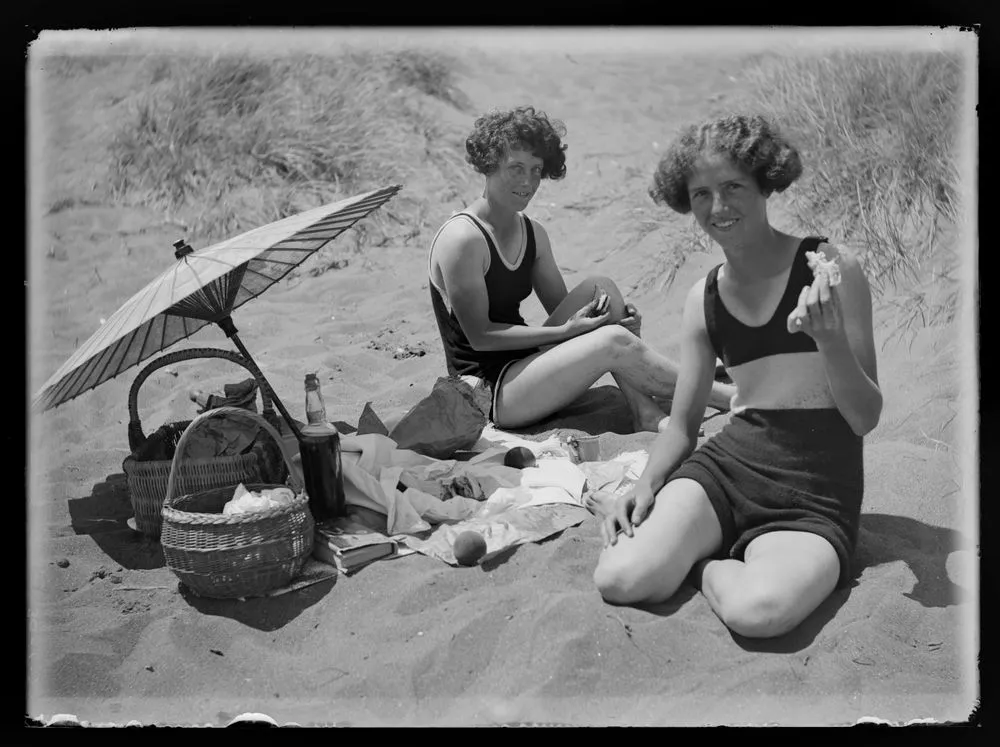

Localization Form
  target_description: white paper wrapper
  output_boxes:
[400,451,650,566]
[805,250,842,287]
[222,483,296,515]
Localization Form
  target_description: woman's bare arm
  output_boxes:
[529,220,570,315]
[434,221,604,351]
[789,244,882,435]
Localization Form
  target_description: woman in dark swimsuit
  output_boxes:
[592,114,883,639]
[428,106,736,431]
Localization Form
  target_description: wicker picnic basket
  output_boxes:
[160,406,314,599]
[122,347,285,539]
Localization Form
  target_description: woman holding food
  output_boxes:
[591,114,883,639]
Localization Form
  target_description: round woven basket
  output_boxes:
[122,347,284,538]
[160,406,314,599]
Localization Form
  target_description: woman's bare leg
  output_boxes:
[536,277,681,431]
[554,277,734,416]
[691,531,840,638]
[592,477,723,604]
[496,321,704,428]
[494,277,734,429]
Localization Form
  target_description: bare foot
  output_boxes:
[584,488,618,519]
[627,395,670,433]
[707,382,737,412]
[633,410,670,433]
[635,412,704,437]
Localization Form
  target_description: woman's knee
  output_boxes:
[715,531,840,638]
[592,556,646,605]
[592,551,685,606]
[582,276,627,321]
[588,323,640,358]
[717,582,811,639]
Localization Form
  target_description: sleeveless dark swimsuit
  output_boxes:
[669,236,865,587]
[429,212,540,420]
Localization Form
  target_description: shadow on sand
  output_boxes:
[633,511,968,655]
[513,385,636,436]
[179,575,336,632]
[734,512,968,653]
[69,471,336,630]
[67,472,166,570]
[508,385,727,452]
[638,583,701,618]
[853,512,970,609]
[633,579,849,654]
[731,587,851,654]
[733,513,969,653]
[480,544,520,571]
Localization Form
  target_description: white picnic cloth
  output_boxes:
[308,431,650,568]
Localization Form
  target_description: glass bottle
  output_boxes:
[299,373,345,523]
[304,373,327,424]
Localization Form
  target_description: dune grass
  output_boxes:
[107,50,474,251]
[40,53,126,79]
[739,49,967,339]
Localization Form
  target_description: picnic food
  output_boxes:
[805,249,842,287]
[788,250,843,333]
[453,530,487,566]
[503,446,537,469]
[222,484,296,516]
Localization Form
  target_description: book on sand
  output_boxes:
[313,516,404,575]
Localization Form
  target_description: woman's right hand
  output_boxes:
[618,303,642,338]
[566,289,612,335]
[601,481,656,547]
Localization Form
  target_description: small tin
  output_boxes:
[566,434,601,462]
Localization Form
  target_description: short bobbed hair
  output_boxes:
[650,114,803,214]
[465,106,568,180]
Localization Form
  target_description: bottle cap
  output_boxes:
[304,372,320,387]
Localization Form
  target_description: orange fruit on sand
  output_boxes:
[503,446,537,469]
[453,530,487,566]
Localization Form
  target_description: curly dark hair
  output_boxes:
[649,114,803,214]
[465,106,568,180]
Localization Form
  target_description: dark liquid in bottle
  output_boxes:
[298,425,345,523]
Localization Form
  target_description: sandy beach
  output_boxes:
[27,29,978,727]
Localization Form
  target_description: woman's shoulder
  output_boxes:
[521,212,548,233]
[436,212,488,243]
[521,213,552,253]
[430,214,491,268]
[684,275,710,307]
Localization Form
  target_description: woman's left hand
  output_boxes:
[786,273,847,347]
[619,302,642,338]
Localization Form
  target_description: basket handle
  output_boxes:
[163,406,304,509]
[127,347,277,452]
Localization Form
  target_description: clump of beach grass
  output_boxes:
[39,53,125,79]
[107,49,474,252]
[740,49,966,340]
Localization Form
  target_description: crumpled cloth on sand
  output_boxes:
[326,431,649,566]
